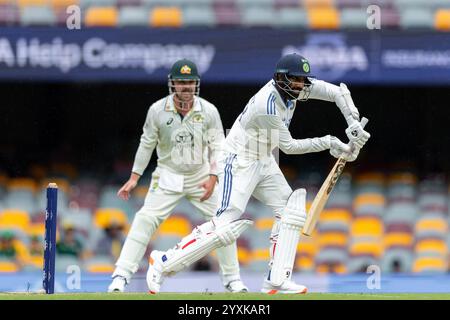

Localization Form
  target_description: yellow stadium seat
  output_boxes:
[51,0,79,8]
[435,10,450,31]
[306,201,312,212]
[319,209,352,224]
[93,208,128,229]
[28,255,44,269]
[7,178,37,192]
[150,7,183,28]
[307,7,340,29]
[349,241,383,258]
[334,263,347,274]
[17,0,50,8]
[415,239,448,256]
[255,218,273,231]
[383,232,413,248]
[0,210,30,231]
[237,246,251,265]
[85,7,118,27]
[14,239,30,262]
[415,219,448,234]
[351,217,384,237]
[413,256,446,273]
[318,232,348,247]
[27,223,45,237]
[0,261,19,273]
[297,236,318,256]
[316,263,329,273]
[316,262,346,274]
[302,0,334,8]
[86,263,115,273]
[251,248,270,261]
[355,172,385,185]
[353,193,386,208]
[295,256,314,270]
[387,172,417,185]
[158,215,191,237]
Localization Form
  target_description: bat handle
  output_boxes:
[360,117,368,128]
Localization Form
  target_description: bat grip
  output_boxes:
[360,117,368,128]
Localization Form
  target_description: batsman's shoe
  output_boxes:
[261,279,307,294]
[225,280,249,293]
[108,275,127,293]
[146,250,165,294]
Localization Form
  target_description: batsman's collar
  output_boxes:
[165,94,202,112]
[271,80,295,110]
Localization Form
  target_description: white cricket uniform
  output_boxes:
[211,79,348,259]
[114,94,242,285]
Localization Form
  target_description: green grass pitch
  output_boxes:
[0,293,450,300]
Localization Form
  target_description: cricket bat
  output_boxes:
[302,117,368,236]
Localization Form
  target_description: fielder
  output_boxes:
[108,59,248,293]
[146,53,371,294]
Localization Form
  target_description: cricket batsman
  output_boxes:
[145,53,371,294]
[108,59,248,293]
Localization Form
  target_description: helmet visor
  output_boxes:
[275,73,314,101]
[168,79,201,111]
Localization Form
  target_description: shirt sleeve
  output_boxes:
[308,79,360,125]
[257,114,331,155]
[206,106,225,176]
[131,106,159,176]
[308,79,341,102]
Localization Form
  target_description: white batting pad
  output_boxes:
[162,219,253,274]
[269,188,306,286]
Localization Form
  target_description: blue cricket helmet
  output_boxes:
[274,53,315,101]
[275,53,314,78]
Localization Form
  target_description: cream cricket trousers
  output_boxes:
[113,165,242,285]
[212,153,294,264]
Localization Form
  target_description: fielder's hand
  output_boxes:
[117,174,139,201]
[199,175,218,202]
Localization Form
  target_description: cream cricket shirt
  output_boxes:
[132,94,225,178]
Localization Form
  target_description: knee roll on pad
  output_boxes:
[282,188,307,226]
[216,223,242,246]
[161,219,253,274]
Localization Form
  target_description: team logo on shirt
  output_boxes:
[180,65,192,74]
[175,131,193,144]
[193,114,204,123]
[167,118,174,126]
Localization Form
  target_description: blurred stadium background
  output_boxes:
[0,0,450,293]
